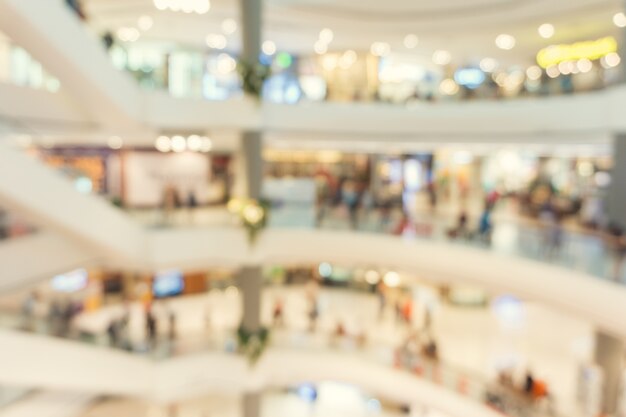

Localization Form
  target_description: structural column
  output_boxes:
[594,330,624,415]
[237,1,263,416]
[237,266,262,332]
[608,135,626,228]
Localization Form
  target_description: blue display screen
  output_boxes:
[153,270,184,297]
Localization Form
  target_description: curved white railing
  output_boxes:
[0,326,538,417]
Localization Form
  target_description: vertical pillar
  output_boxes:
[237,2,263,417]
[239,0,262,63]
[242,392,261,417]
[594,330,624,414]
[237,265,263,417]
[608,135,626,228]
[237,266,262,332]
[241,132,263,200]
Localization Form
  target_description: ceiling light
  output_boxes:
[187,135,202,152]
[319,28,334,43]
[200,136,213,152]
[107,136,123,150]
[432,50,452,66]
[495,34,516,50]
[206,34,227,49]
[314,40,328,55]
[383,271,400,287]
[154,0,209,14]
[321,55,338,71]
[262,40,276,55]
[171,135,187,153]
[494,72,508,87]
[602,52,621,68]
[370,41,390,57]
[181,0,195,13]
[546,65,560,78]
[154,0,168,10]
[577,58,593,73]
[526,65,542,81]
[404,34,419,49]
[339,50,357,69]
[558,61,573,75]
[216,53,236,74]
[365,270,380,285]
[155,136,171,152]
[222,18,237,34]
[194,0,210,14]
[138,15,154,31]
[538,23,554,39]
[479,57,497,72]
[439,78,459,95]
[117,27,140,43]
[614,12,626,28]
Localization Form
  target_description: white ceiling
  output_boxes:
[83,0,624,66]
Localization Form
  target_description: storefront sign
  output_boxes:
[454,68,485,89]
[537,36,617,68]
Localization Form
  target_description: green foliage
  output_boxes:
[237,326,270,364]
[238,60,271,98]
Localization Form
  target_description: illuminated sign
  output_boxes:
[537,36,617,68]
[454,68,486,89]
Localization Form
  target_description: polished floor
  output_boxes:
[68,285,592,416]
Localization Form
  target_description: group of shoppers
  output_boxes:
[20,291,82,337]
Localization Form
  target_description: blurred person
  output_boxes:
[168,308,177,342]
[524,370,535,396]
[101,31,114,51]
[486,189,501,210]
[107,318,120,347]
[607,222,626,281]
[426,182,437,213]
[361,188,375,221]
[162,185,178,225]
[21,291,39,331]
[498,369,515,389]
[0,209,7,240]
[187,191,197,225]
[60,302,74,337]
[448,209,469,239]
[146,307,157,348]
[422,339,439,361]
[342,179,360,229]
[540,203,564,258]
[47,300,63,336]
[423,305,433,335]
[334,321,346,338]
[378,191,393,230]
[308,294,319,332]
[376,281,387,319]
[395,298,403,324]
[393,211,412,236]
[477,205,493,244]
[272,298,284,327]
[402,297,413,326]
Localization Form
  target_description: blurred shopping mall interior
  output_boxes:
[2,0,626,416]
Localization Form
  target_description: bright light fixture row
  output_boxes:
[153,0,210,14]
[538,23,554,39]
[206,33,227,49]
[262,40,277,56]
[155,135,213,153]
[495,33,516,50]
[315,28,334,55]
[614,12,626,28]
